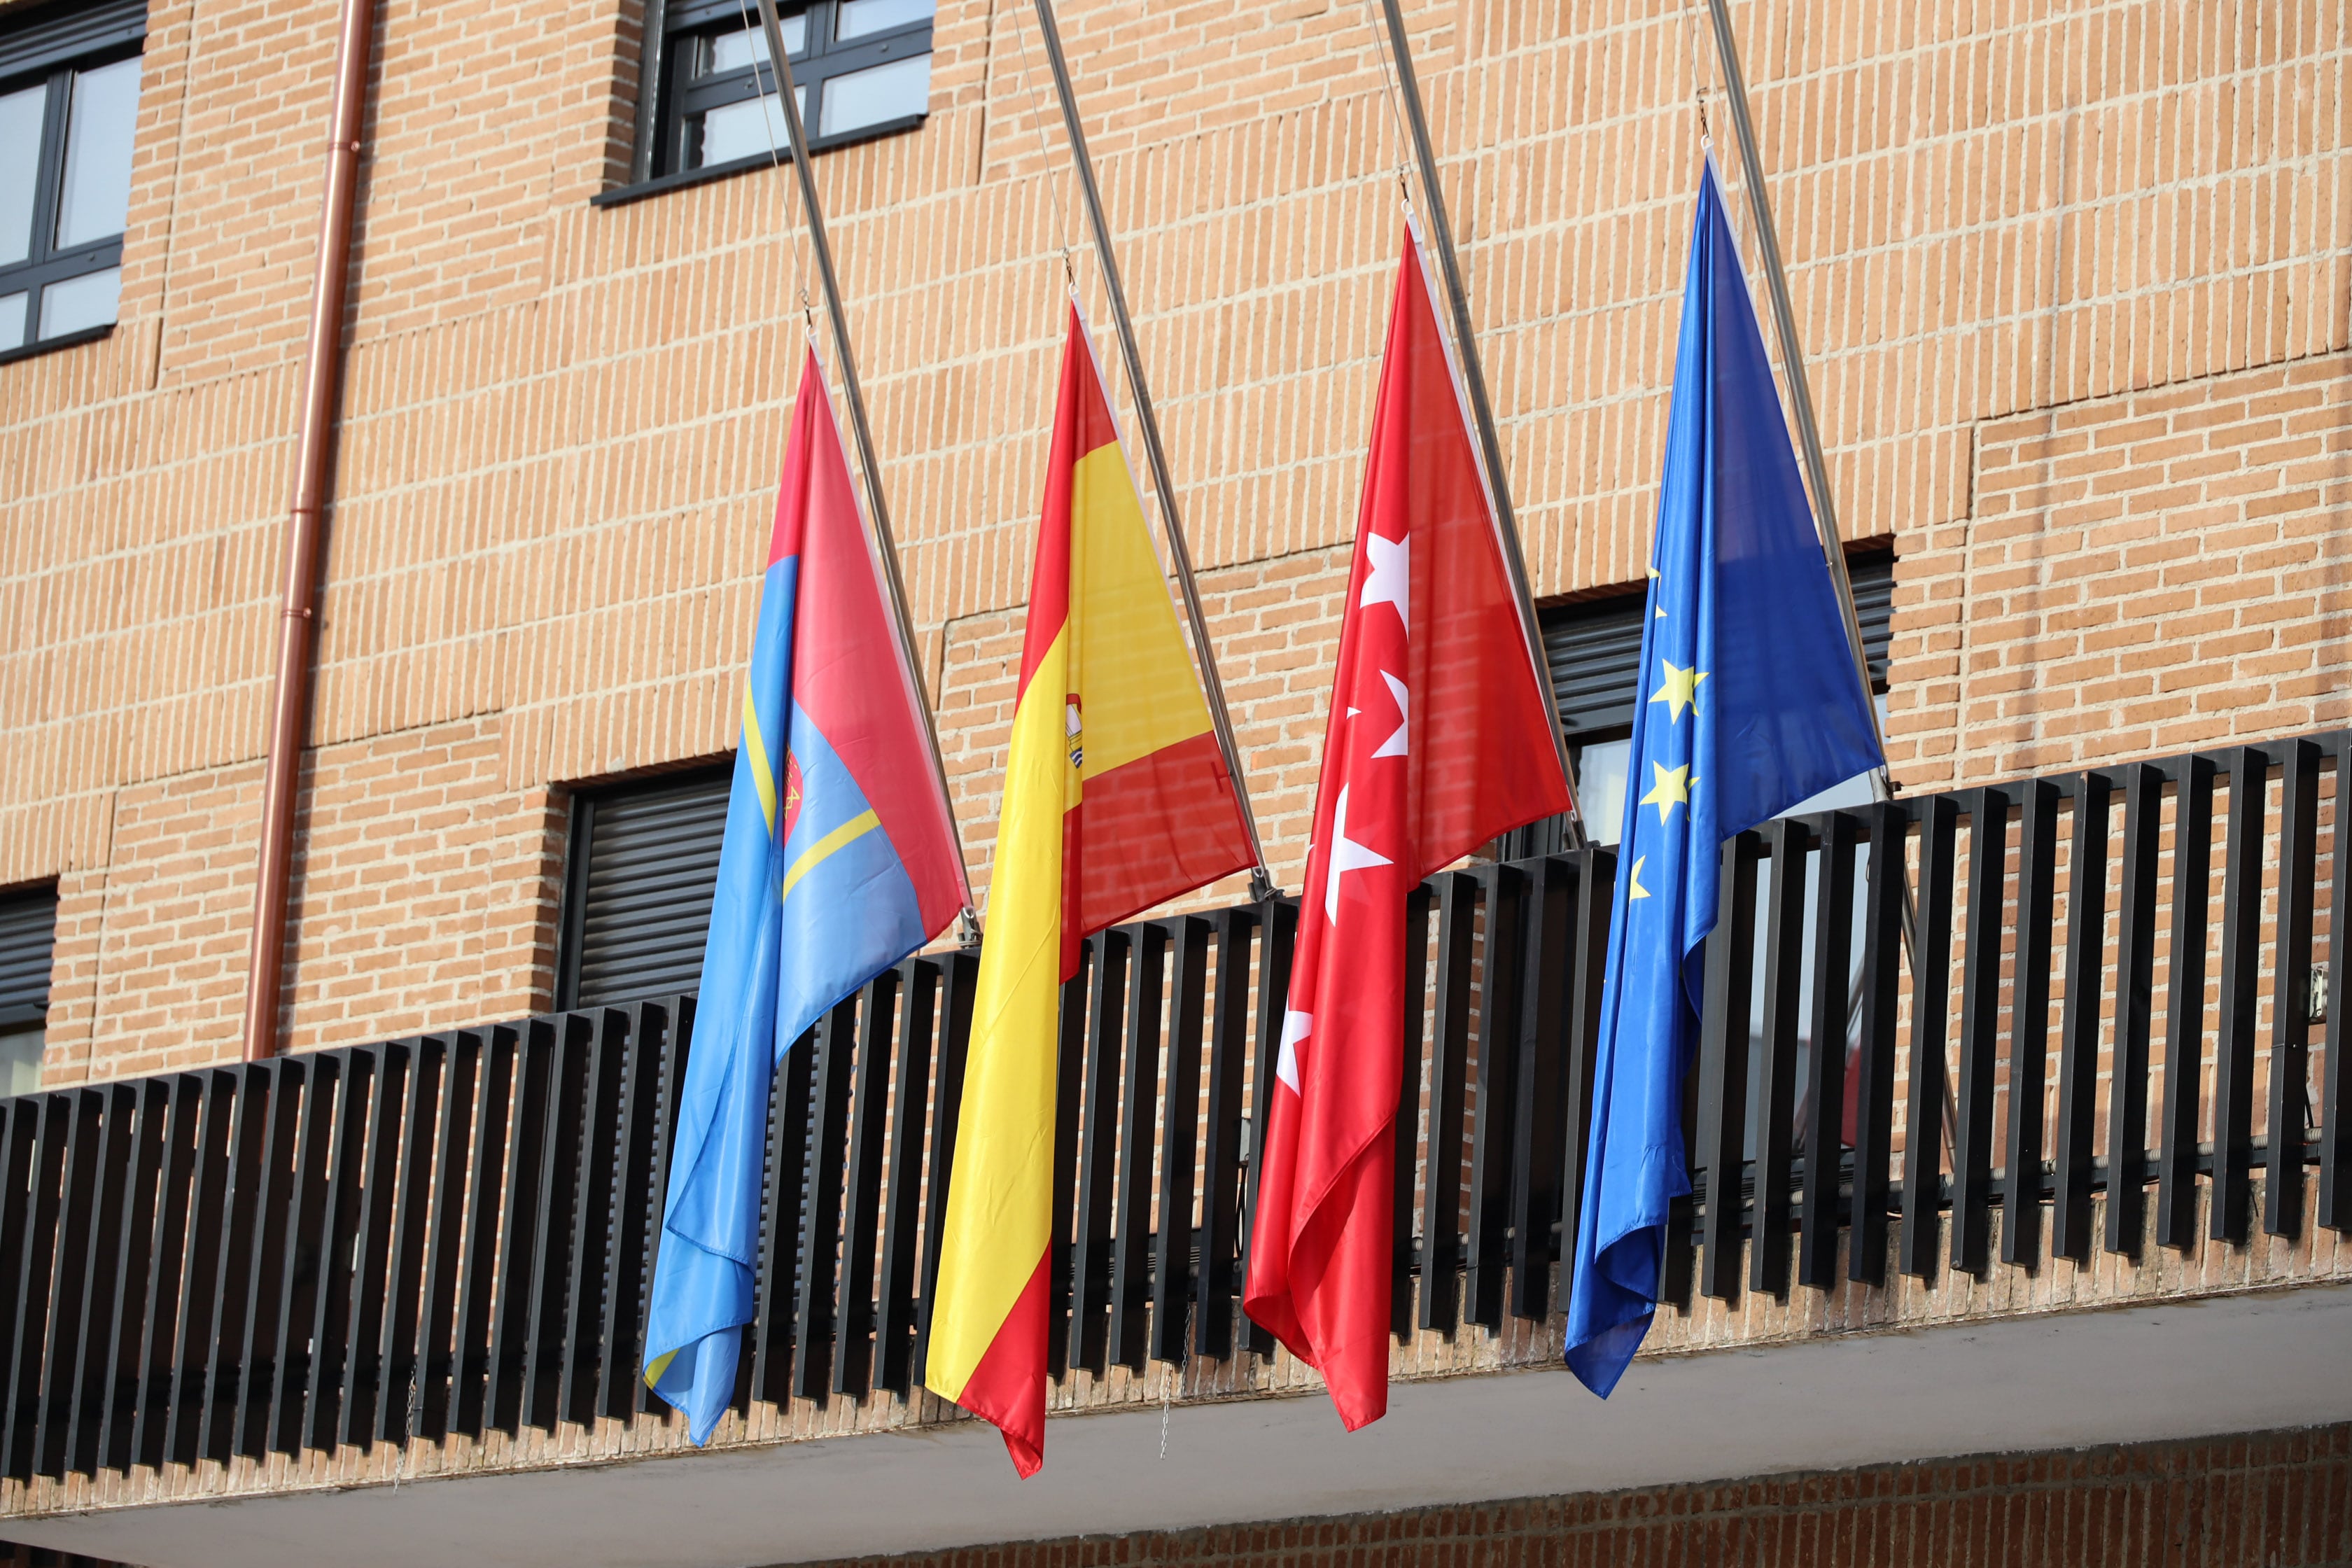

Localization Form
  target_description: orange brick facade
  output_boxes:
[797,1425,2352,1568]
[1,0,2348,1079]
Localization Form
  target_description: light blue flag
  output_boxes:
[642,356,963,1444]
[1563,161,1884,1398]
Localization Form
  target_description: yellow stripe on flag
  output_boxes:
[780,808,880,904]
[924,624,1071,1406]
[1068,440,1215,782]
[741,682,780,835]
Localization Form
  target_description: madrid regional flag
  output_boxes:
[1244,227,1572,1432]
[644,347,969,1446]
[925,304,1256,1478]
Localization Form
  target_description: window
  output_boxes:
[0,887,57,1096]
[554,769,732,1009]
[0,0,146,363]
[627,0,933,190]
[1507,553,1896,857]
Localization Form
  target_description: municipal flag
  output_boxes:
[644,347,969,1443]
[1243,228,1572,1431]
[1563,162,1883,1398]
[925,304,1256,1477]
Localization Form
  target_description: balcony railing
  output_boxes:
[2,732,2346,1486]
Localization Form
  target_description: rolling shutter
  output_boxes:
[560,771,732,1009]
[0,888,55,1030]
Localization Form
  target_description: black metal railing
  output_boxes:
[2,732,2347,1485]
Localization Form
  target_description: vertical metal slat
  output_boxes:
[1899,796,1956,1282]
[2155,755,2216,1251]
[1415,875,1474,1333]
[2002,781,2062,1266]
[877,958,939,1395]
[834,973,899,1400]
[1798,813,1858,1289]
[1150,916,1212,1365]
[1750,822,1809,1299]
[2053,773,2113,1261]
[2106,762,2164,1256]
[2210,750,2267,1245]
[2265,742,2320,1239]
[1464,865,1524,1329]
[1952,789,2010,1275]
[1107,923,1166,1374]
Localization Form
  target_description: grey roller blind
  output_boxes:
[0,0,147,85]
[561,771,732,1009]
[0,888,57,1029]
[1539,554,1896,740]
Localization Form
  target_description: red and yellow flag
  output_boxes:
[925,306,1254,1477]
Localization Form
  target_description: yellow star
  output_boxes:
[1628,855,1650,901]
[1640,761,1693,825]
[1647,658,1709,724]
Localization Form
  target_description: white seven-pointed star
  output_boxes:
[1276,1007,1310,1091]
[1373,670,1408,758]
[1324,784,1394,925]
[1360,529,1408,624]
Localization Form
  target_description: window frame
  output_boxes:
[598,0,933,208]
[0,1,147,366]
[0,885,57,1097]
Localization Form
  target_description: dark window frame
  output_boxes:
[596,0,932,208]
[0,0,147,366]
[554,765,734,1011]
[0,884,58,1039]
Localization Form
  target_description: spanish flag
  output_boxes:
[925,306,1254,1476]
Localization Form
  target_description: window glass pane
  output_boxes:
[0,292,24,352]
[0,1024,40,1097]
[704,13,804,74]
[0,84,44,267]
[694,88,806,167]
[1578,737,1633,847]
[38,264,119,337]
[818,52,927,136]
[835,0,931,41]
[55,55,140,250]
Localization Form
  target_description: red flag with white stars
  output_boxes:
[1242,227,1572,1430]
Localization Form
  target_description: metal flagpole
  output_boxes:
[1699,0,1889,783]
[1702,0,1953,1144]
[750,0,979,944]
[1372,0,1586,851]
[1027,0,1278,902]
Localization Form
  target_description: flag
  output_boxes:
[1242,228,1572,1432]
[644,347,969,1444]
[1563,162,1883,1398]
[926,305,1255,1477]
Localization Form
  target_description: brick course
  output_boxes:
[0,0,2346,1074]
[786,1423,2352,1568]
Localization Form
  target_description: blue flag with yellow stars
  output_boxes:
[1563,160,1884,1398]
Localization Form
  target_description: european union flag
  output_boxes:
[1563,162,1884,1398]
[644,351,967,1443]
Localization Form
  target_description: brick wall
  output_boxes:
[1886,349,2352,790]
[1,0,2348,1074]
[791,1423,2352,1568]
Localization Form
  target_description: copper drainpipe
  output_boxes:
[239,0,377,1062]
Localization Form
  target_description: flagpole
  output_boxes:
[1698,0,1888,780]
[750,0,979,944]
[1372,0,1586,852]
[1028,0,1278,902]
[1702,0,1958,1145]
